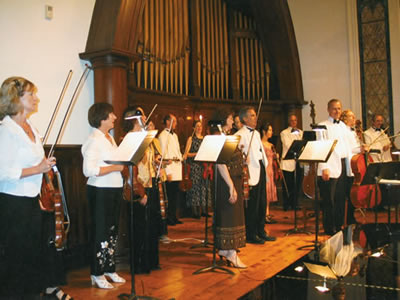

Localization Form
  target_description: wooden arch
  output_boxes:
[80,0,304,141]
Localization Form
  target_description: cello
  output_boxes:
[350,120,381,209]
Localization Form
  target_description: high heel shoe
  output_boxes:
[218,250,247,269]
[104,272,126,283]
[90,275,114,289]
[225,250,247,269]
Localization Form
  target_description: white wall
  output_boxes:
[0,0,96,144]
[288,0,353,126]
[288,0,400,138]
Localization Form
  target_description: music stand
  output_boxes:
[105,130,159,300]
[192,134,240,275]
[361,162,400,226]
[284,139,311,236]
[297,139,337,254]
[190,167,213,249]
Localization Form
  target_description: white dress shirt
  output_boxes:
[363,127,392,162]
[235,126,268,186]
[317,117,352,178]
[280,127,303,172]
[158,129,182,181]
[81,128,123,188]
[345,126,361,177]
[0,116,44,197]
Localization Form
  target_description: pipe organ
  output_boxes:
[133,0,272,102]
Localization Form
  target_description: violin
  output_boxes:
[271,146,284,184]
[350,120,381,208]
[179,159,193,192]
[122,164,146,201]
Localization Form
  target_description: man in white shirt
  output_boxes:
[363,114,392,162]
[280,114,303,211]
[235,107,276,244]
[158,114,183,225]
[317,99,352,235]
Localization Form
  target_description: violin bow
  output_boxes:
[244,98,263,179]
[43,70,73,145]
[156,117,174,180]
[48,65,91,158]
[366,126,390,154]
[144,104,158,129]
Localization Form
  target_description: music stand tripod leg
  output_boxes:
[297,163,321,252]
[193,165,234,275]
[118,164,160,300]
[191,178,213,249]
[286,156,311,236]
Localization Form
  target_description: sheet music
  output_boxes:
[379,179,400,185]
[194,135,226,162]
[298,140,337,162]
[111,131,149,161]
[304,262,337,279]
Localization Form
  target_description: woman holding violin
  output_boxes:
[122,107,161,274]
[81,102,125,289]
[260,123,279,224]
[183,119,209,218]
[0,77,56,298]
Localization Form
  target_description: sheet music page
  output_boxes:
[195,135,227,162]
[298,140,337,162]
[304,262,337,279]
[112,131,148,161]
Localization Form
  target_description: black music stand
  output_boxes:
[297,139,337,255]
[191,169,213,249]
[106,130,159,300]
[284,139,311,236]
[361,162,400,227]
[192,134,240,275]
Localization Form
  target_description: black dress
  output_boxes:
[214,150,246,250]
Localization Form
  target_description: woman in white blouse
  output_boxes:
[0,77,56,299]
[81,102,125,289]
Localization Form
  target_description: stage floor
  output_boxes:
[62,205,398,299]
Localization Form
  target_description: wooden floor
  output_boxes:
[61,205,397,300]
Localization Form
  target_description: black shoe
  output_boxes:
[166,219,176,226]
[259,232,276,241]
[175,219,183,224]
[247,235,265,244]
[265,216,277,224]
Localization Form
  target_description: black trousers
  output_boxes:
[87,186,122,276]
[344,176,356,224]
[282,163,303,210]
[245,161,267,239]
[0,193,44,297]
[166,181,180,222]
[318,159,346,235]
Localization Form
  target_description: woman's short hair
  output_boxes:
[0,76,36,120]
[208,109,232,134]
[121,106,144,133]
[88,102,114,128]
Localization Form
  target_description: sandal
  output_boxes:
[45,287,74,300]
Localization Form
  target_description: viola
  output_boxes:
[239,145,250,201]
[179,160,193,192]
[350,120,381,208]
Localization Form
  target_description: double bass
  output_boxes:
[350,120,381,209]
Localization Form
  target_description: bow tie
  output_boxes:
[246,126,254,132]
[167,129,174,135]
[333,119,340,124]
[374,127,382,132]
[350,127,355,131]
[291,128,299,133]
